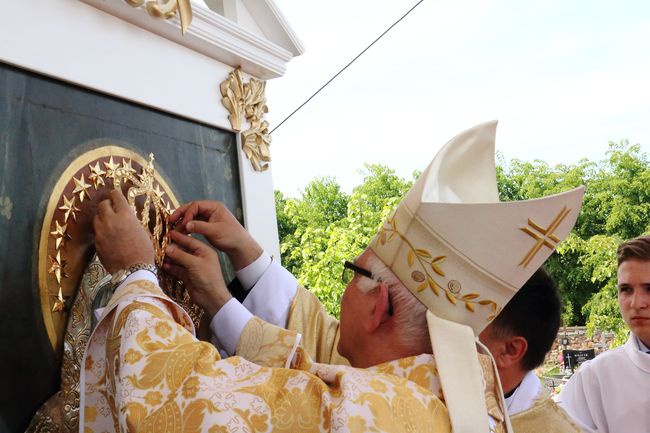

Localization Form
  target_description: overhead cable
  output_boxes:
[270,0,425,134]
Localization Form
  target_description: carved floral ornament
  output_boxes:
[124,0,193,34]
[221,67,272,172]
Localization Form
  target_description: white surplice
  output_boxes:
[559,335,650,433]
[506,371,542,416]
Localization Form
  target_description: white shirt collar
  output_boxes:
[504,370,542,416]
[635,334,650,353]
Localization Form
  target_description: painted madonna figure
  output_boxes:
[82,122,584,433]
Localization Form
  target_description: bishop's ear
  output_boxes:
[364,282,392,333]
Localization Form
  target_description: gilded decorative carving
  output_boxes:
[221,67,272,172]
[124,0,193,35]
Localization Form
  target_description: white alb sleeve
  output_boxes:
[242,260,298,328]
[235,251,272,291]
[209,298,253,357]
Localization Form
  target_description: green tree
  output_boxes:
[275,142,649,344]
[497,141,649,342]
[274,190,296,242]
[275,165,412,316]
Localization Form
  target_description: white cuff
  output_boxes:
[116,269,159,290]
[235,251,272,291]
[210,298,253,356]
[242,260,298,328]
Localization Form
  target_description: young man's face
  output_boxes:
[617,259,650,347]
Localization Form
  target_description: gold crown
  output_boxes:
[45,150,202,328]
[109,153,172,268]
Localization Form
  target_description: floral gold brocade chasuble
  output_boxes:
[81,280,505,432]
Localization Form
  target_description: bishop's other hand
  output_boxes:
[93,188,155,274]
[163,231,231,318]
[169,200,262,270]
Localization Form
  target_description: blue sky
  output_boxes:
[267,0,650,196]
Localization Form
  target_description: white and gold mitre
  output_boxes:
[369,120,585,334]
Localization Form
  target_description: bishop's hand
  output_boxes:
[163,231,231,318]
[93,189,155,274]
[169,200,262,270]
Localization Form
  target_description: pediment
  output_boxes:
[200,0,303,56]
[80,0,304,79]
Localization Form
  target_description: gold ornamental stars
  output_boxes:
[58,195,80,223]
[47,154,174,315]
[51,288,68,314]
[50,221,70,250]
[48,251,67,285]
[88,162,106,189]
[72,174,92,203]
[103,156,120,179]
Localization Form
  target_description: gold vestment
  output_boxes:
[82,279,506,432]
[284,287,349,365]
[510,392,583,433]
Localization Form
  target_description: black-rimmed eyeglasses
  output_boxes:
[342,260,377,284]
[342,260,393,315]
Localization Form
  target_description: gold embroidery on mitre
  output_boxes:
[519,206,570,267]
[376,215,500,320]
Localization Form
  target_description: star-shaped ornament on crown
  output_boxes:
[164,200,173,216]
[88,162,106,189]
[51,288,68,314]
[58,195,80,223]
[121,158,136,176]
[104,156,121,179]
[153,184,165,202]
[50,221,71,250]
[72,173,92,203]
[48,251,67,285]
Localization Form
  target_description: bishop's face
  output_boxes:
[617,259,650,347]
[337,250,375,366]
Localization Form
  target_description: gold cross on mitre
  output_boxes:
[519,206,571,267]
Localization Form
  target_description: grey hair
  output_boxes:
[357,252,431,354]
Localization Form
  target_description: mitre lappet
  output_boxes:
[369,120,584,433]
